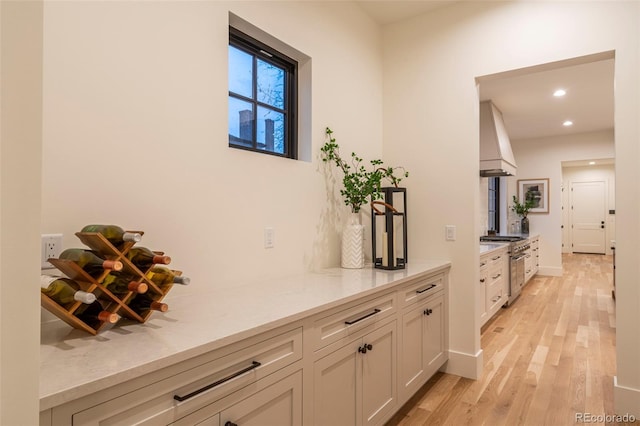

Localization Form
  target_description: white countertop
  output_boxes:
[40,260,451,411]
[479,242,509,255]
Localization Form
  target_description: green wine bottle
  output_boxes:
[40,275,96,308]
[74,300,119,327]
[102,271,148,295]
[81,224,141,249]
[127,247,171,271]
[59,248,123,277]
[145,265,190,287]
[128,293,168,314]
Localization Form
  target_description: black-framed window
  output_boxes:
[488,177,500,232]
[228,27,297,158]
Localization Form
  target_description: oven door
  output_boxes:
[509,253,526,302]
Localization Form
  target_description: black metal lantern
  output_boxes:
[371,187,407,270]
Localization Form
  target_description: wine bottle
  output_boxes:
[102,271,148,295]
[60,248,123,277]
[40,275,96,308]
[81,224,142,249]
[128,293,168,313]
[74,300,119,327]
[126,247,171,271]
[145,265,190,287]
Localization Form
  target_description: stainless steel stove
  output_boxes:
[480,235,530,305]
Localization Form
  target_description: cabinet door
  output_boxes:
[399,303,425,400]
[479,264,489,326]
[361,321,396,426]
[220,370,302,426]
[423,294,446,379]
[313,340,360,426]
[399,294,445,401]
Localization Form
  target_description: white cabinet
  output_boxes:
[313,320,397,426]
[399,293,446,401]
[44,266,451,426]
[525,236,539,283]
[51,327,302,426]
[531,236,540,276]
[478,257,489,325]
[170,369,302,426]
[480,246,508,326]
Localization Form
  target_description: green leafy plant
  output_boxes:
[321,127,409,213]
[511,195,535,218]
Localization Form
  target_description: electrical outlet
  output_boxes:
[41,234,63,269]
[264,227,275,249]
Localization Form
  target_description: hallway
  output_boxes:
[388,254,637,425]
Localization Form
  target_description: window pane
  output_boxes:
[228,46,253,98]
[229,97,254,146]
[257,59,285,109]
[257,106,284,154]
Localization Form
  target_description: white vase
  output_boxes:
[341,212,365,269]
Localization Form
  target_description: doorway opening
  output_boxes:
[477,51,615,275]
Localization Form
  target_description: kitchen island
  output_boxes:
[40,260,451,425]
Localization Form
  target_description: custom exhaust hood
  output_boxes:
[479,100,517,177]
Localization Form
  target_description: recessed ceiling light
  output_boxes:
[553,89,567,97]
[563,120,573,127]
[589,161,596,165]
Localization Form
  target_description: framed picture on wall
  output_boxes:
[518,178,549,214]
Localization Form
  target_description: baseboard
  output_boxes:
[614,376,640,418]
[537,266,562,277]
[442,349,483,380]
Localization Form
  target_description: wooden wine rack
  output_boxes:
[41,230,183,335]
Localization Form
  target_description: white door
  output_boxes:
[571,181,606,254]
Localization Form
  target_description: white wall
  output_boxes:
[382,1,640,415]
[0,1,42,424]
[41,1,384,292]
[510,129,615,275]
[562,163,615,255]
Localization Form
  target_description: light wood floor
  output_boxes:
[388,253,639,426]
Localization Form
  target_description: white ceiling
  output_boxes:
[478,57,615,141]
[356,2,615,142]
[355,1,455,24]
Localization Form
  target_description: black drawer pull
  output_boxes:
[345,308,380,325]
[416,284,437,294]
[225,422,238,426]
[174,361,261,402]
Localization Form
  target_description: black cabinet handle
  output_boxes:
[480,278,485,283]
[416,284,437,294]
[358,343,373,354]
[423,308,433,315]
[173,361,261,402]
[345,309,380,325]
[225,422,238,426]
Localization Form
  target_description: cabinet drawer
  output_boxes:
[71,327,302,426]
[312,292,396,351]
[488,260,504,283]
[487,285,505,313]
[488,251,506,266]
[399,272,445,308]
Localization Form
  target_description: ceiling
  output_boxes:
[355,1,455,24]
[478,57,615,141]
[356,2,615,142]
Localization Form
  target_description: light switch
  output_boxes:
[445,225,456,241]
